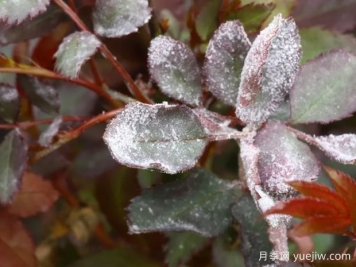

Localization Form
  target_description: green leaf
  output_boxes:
[54,31,100,79]
[0,84,19,123]
[68,247,159,267]
[0,0,50,24]
[232,194,273,267]
[204,20,251,106]
[195,0,220,41]
[148,36,202,106]
[300,27,356,64]
[212,234,243,267]
[290,50,356,124]
[235,14,301,126]
[254,121,320,198]
[103,103,208,174]
[0,130,28,204]
[92,0,151,38]
[128,169,236,237]
[0,4,64,46]
[18,75,59,115]
[226,3,275,33]
[164,232,208,267]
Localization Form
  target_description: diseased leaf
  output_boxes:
[324,166,356,231]
[18,75,60,115]
[264,198,340,218]
[254,121,320,198]
[7,172,59,218]
[92,0,151,38]
[204,20,251,106]
[54,31,100,79]
[212,235,243,267]
[288,181,349,215]
[195,0,220,41]
[290,216,351,237]
[300,27,356,64]
[128,169,235,237]
[290,51,356,124]
[0,130,28,204]
[0,211,36,267]
[164,232,208,267]
[236,14,301,126]
[0,0,50,24]
[148,36,202,106]
[0,84,19,123]
[0,4,64,46]
[68,247,159,267]
[225,3,275,33]
[103,103,208,174]
[232,194,273,267]
[292,0,356,32]
[39,116,62,147]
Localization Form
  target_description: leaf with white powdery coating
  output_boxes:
[148,36,202,106]
[18,75,59,115]
[103,103,208,174]
[0,130,28,204]
[128,169,236,237]
[204,20,251,106]
[254,121,320,198]
[236,14,301,126]
[165,232,208,267]
[0,0,50,24]
[93,0,151,38]
[0,84,19,123]
[290,50,356,124]
[54,31,100,79]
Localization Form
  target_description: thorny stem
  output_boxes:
[53,0,153,104]
[30,108,121,163]
[0,116,88,129]
[0,67,122,108]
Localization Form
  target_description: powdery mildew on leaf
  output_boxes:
[0,130,28,204]
[103,102,208,174]
[128,169,235,237]
[255,121,320,198]
[204,20,251,106]
[54,31,100,79]
[93,0,151,38]
[236,14,301,126]
[0,84,19,123]
[148,36,202,106]
[0,0,50,24]
[290,50,356,124]
[39,116,62,147]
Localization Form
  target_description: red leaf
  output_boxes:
[0,211,36,267]
[7,171,59,218]
[288,180,349,216]
[290,216,351,237]
[324,166,356,231]
[264,198,340,218]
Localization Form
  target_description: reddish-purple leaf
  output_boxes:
[324,166,356,231]
[254,121,320,198]
[288,181,349,216]
[290,216,351,237]
[7,172,59,218]
[290,51,356,124]
[204,20,251,106]
[264,198,340,218]
[0,130,28,204]
[292,0,356,32]
[0,211,36,267]
[148,36,202,106]
[236,14,301,126]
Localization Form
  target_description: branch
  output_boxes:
[53,0,153,104]
[0,116,87,129]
